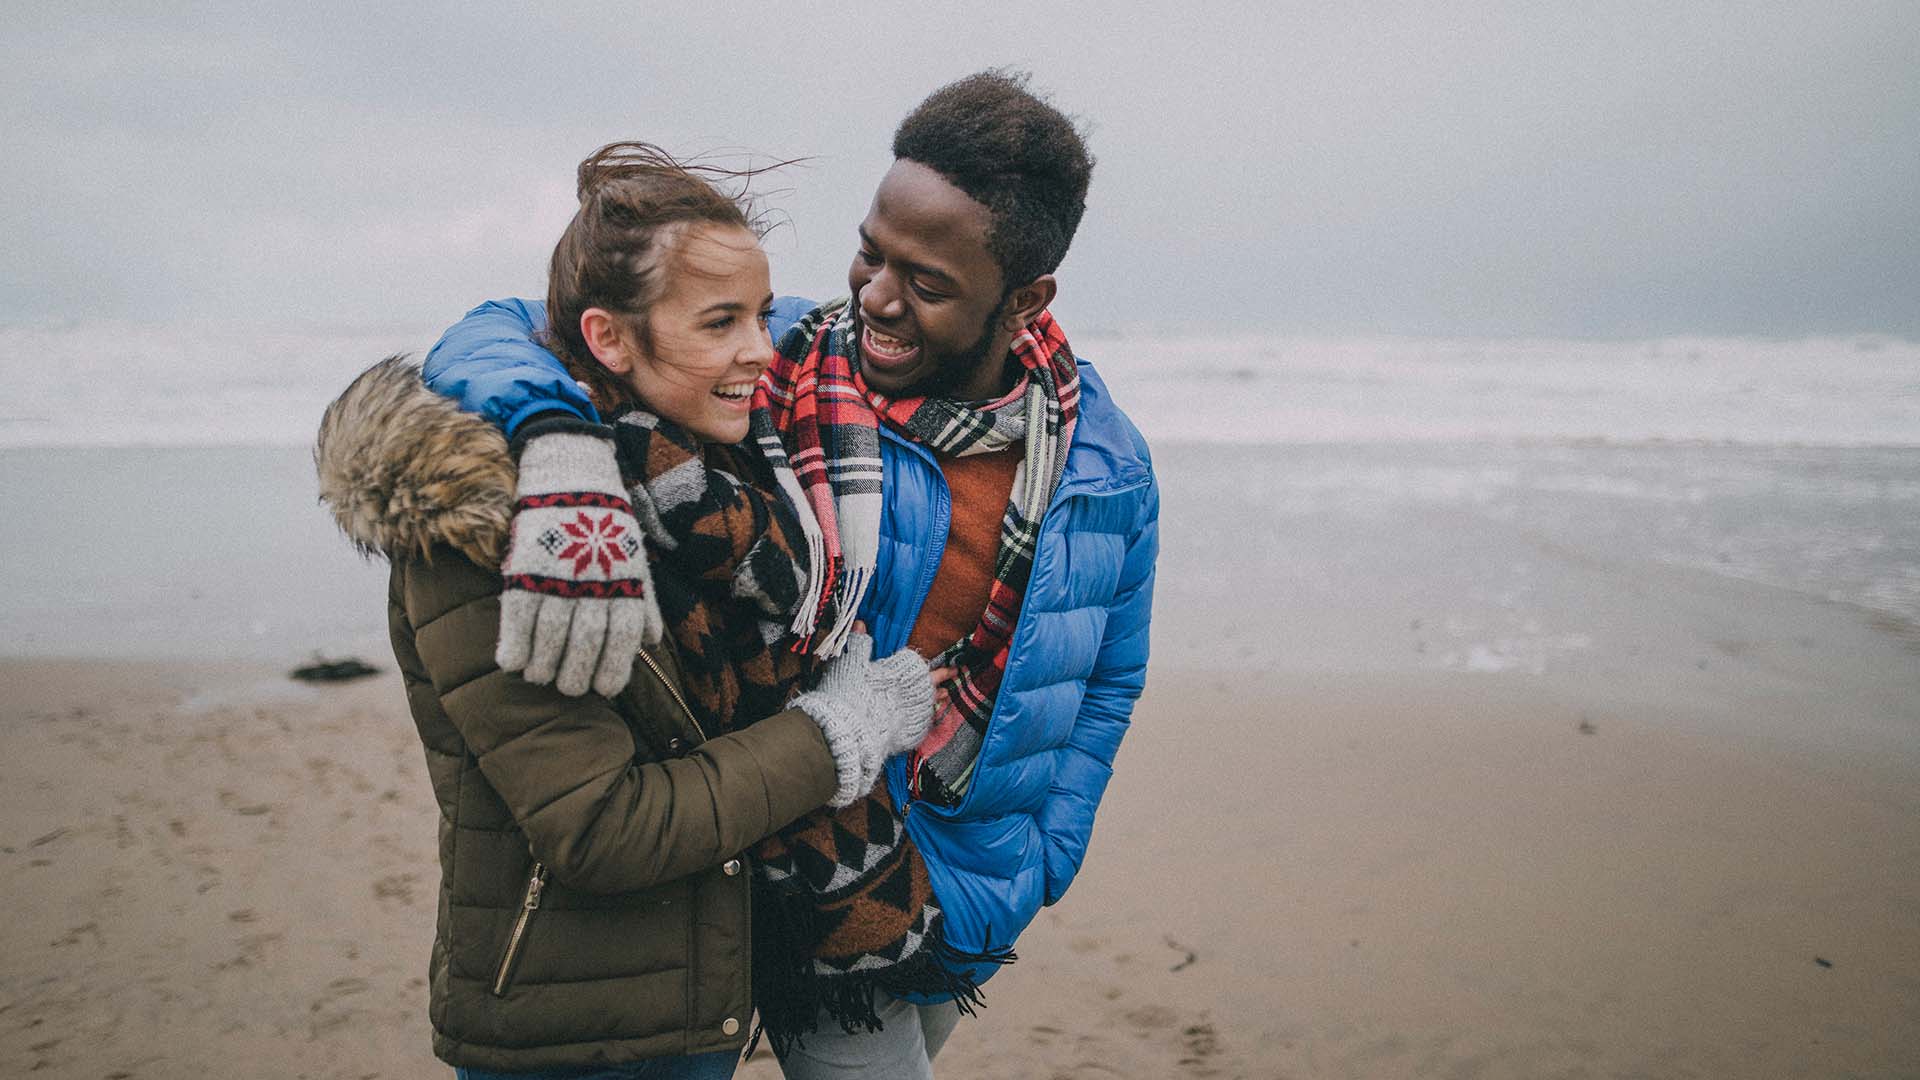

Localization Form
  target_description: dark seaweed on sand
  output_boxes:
[290,657,381,683]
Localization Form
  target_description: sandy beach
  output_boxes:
[5,657,1916,1077]
[3,439,1918,1078]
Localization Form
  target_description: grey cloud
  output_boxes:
[4,1,1916,336]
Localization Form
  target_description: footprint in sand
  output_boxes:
[1181,1021,1220,1059]
[27,827,70,849]
[1101,996,1234,1077]
[308,975,373,1038]
[50,922,103,949]
[372,872,421,905]
[217,789,277,820]
[1025,1023,1066,1050]
[1124,1004,1177,1029]
[214,930,285,972]
[1169,1020,1227,1077]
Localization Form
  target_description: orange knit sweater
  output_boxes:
[906,446,1021,658]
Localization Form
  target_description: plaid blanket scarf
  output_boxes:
[605,408,1003,1054]
[752,299,1081,805]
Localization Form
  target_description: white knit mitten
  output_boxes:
[789,632,937,807]
[498,419,663,697]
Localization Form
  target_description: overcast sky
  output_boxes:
[5,1,1916,339]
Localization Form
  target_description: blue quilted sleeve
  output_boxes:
[1038,472,1159,906]
[768,295,816,347]
[421,298,597,435]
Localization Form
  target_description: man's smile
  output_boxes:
[860,324,922,370]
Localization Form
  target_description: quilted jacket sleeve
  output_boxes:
[421,298,597,435]
[1038,472,1159,905]
[394,546,836,893]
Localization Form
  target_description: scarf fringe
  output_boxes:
[811,563,869,659]
[749,874,1014,1060]
[761,427,830,649]
[787,547,831,651]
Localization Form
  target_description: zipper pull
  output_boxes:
[523,863,548,911]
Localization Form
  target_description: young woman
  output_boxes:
[316,143,942,1080]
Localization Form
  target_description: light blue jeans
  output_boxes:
[455,1050,737,1080]
[774,994,964,1080]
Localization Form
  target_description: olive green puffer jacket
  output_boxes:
[320,359,838,1071]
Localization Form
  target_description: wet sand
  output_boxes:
[4,654,1915,1079]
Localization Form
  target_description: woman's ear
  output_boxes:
[580,308,633,373]
[1000,274,1058,332]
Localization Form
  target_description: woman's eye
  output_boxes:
[758,309,774,325]
[707,315,736,330]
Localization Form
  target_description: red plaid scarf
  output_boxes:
[750,299,1080,805]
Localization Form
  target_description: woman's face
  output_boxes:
[615,223,775,444]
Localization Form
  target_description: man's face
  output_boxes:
[847,160,1012,401]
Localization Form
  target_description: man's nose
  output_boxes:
[860,266,905,322]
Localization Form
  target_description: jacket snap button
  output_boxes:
[667,738,686,753]
[721,858,742,876]
[722,1017,741,1036]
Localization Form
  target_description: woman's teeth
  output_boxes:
[711,382,756,401]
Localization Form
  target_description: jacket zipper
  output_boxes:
[637,645,746,1005]
[490,861,549,997]
[897,475,1153,818]
[488,650,711,998]
[637,647,706,743]
[906,449,953,803]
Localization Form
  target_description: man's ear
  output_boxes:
[580,308,634,373]
[1000,274,1058,332]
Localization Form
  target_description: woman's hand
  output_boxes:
[790,626,950,806]
[860,621,954,757]
[496,418,664,696]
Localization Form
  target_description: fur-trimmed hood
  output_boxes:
[315,356,514,568]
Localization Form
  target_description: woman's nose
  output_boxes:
[742,327,775,370]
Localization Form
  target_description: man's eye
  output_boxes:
[858,249,880,266]
[911,282,946,302]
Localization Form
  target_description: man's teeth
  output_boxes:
[866,329,915,358]
[712,382,755,400]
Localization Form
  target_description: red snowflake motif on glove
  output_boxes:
[555,512,633,576]
[498,425,662,697]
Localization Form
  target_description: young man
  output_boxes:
[423,71,1157,1078]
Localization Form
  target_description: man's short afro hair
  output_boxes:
[892,69,1094,291]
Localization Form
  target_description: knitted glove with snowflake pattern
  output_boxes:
[497,417,663,696]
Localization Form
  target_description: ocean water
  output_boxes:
[0,324,1916,662]
[1085,332,1920,448]
[5,323,1916,451]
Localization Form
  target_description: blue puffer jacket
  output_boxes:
[423,299,1158,997]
